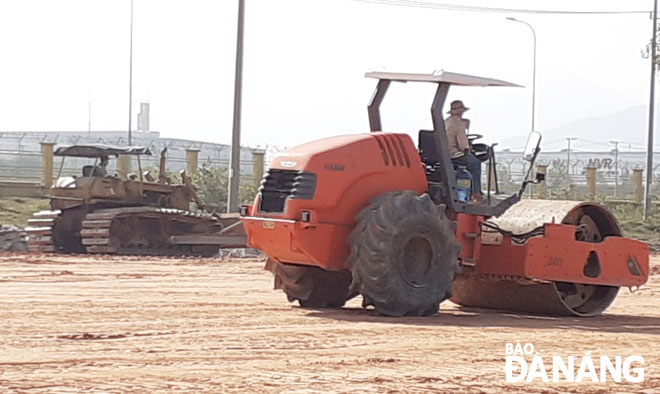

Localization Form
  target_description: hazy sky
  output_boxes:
[0,0,654,149]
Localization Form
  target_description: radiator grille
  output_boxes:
[258,169,317,213]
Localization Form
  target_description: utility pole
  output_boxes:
[566,137,577,176]
[610,140,619,197]
[646,0,658,220]
[88,89,92,138]
[227,0,245,213]
[127,0,134,146]
[506,17,537,133]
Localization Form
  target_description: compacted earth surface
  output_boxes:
[1,252,659,393]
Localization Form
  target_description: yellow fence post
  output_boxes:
[585,166,597,201]
[485,162,498,193]
[186,149,199,175]
[252,151,265,191]
[117,155,131,180]
[633,168,644,204]
[40,142,55,188]
[536,164,548,199]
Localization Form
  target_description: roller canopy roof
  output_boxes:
[54,144,152,158]
[365,70,522,87]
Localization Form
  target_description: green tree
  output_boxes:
[190,164,229,212]
[547,159,570,189]
[189,163,259,212]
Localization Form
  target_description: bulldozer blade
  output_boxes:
[168,234,247,248]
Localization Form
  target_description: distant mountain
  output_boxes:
[500,105,648,152]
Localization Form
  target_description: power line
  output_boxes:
[542,138,660,150]
[353,0,651,15]
[542,139,569,146]
[542,138,565,144]
[578,138,613,147]
[619,141,645,146]
[617,140,660,150]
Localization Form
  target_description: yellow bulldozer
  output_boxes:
[26,144,245,255]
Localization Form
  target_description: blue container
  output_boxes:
[455,168,472,203]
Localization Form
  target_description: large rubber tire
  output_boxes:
[265,259,356,308]
[347,191,462,317]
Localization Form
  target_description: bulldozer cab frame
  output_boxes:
[54,144,152,180]
[49,144,200,211]
[365,70,526,217]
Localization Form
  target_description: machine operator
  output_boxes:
[92,156,109,177]
[445,100,483,202]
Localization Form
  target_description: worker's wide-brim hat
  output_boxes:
[447,100,470,114]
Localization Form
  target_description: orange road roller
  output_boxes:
[240,71,649,317]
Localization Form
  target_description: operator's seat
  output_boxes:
[82,165,94,177]
[418,130,442,166]
[418,129,466,171]
[418,129,458,201]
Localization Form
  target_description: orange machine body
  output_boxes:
[242,132,428,270]
[242,133,649,288]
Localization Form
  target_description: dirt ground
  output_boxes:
[1,253,659,394]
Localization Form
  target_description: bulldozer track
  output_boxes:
[80,207,222,256]
[25,210,61,253]
[27,207,226,256]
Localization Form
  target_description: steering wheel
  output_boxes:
[467,133,483,142]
